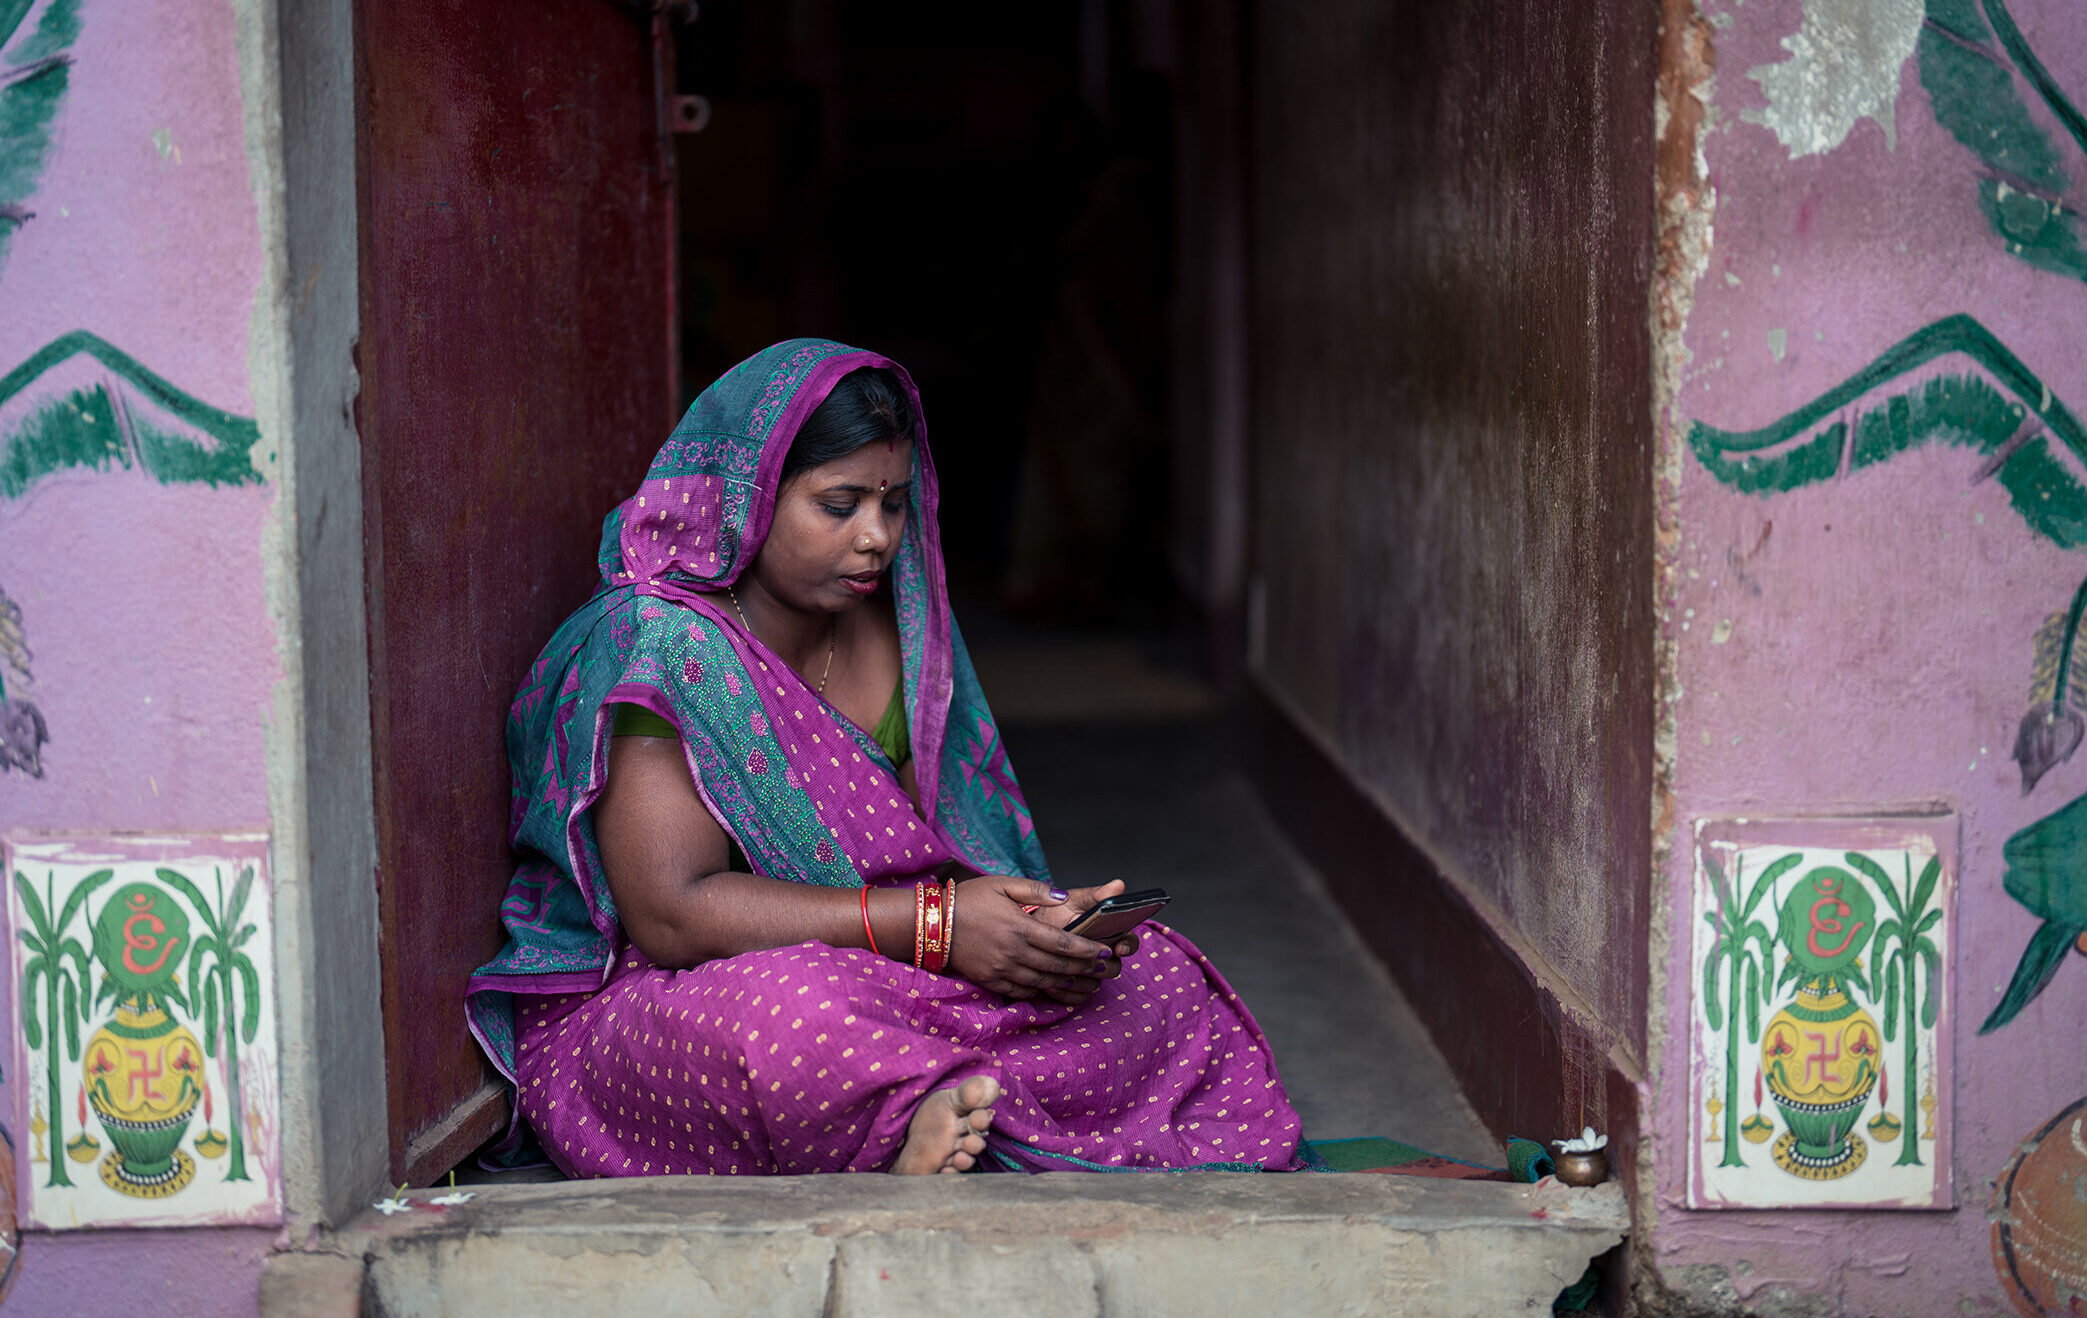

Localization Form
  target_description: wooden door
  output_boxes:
[356,0,677,1182]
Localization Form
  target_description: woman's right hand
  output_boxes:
[949,875,1117,1004]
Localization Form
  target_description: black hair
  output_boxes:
[779,367,916,486]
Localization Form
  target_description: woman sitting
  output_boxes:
[467,340,1303,1176]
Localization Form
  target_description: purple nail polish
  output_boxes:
[1048,888,1068,902]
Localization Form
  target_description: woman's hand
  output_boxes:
[1035,880,1152,963]
[948,876,1123,1005]
[1030,879,1143,995]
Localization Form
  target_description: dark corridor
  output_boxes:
[674,1,1177,619]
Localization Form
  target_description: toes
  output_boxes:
[955,1075,1000,1112]
[951,1149,976,1172]
[958,1131,987,1157]
[965,1106,995,1133]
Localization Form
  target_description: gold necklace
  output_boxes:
[727,586,837,694]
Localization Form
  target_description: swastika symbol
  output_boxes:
[1803,1030,1840,1087]
[126,1047,165,1104]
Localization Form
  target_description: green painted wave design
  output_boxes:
[1687,313,2087,547]
[0,330,264,498]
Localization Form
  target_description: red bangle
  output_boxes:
[941,877,957,970]
[860,885,882,958]
[921,881,948,974]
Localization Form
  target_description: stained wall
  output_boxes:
[1652,0,2087,1309]
[0,0,288,1308]
[1246,0,1659,1119]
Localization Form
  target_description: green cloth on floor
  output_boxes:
[1299,1135,1553,1183]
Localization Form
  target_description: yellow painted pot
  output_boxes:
[1759,980,1880,1181]
[82,1001,202,1198]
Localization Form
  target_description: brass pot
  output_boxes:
[1554,1149,1609,1187]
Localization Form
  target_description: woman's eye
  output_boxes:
[821,503,854,519]
[882,496,906,515]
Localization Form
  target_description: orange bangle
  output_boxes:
[860,885,881,958]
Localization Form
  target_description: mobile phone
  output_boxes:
[1064,888,1170,941]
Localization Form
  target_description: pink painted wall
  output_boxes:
[0,0,277,1309]
[6,1226,274,1317]
[1658,0,2087,1309]
[0,0,274,825]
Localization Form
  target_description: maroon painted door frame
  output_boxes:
[356,0,678,1182]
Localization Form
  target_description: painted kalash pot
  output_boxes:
[1759,866,1882,1181]
[81,883,203,1197]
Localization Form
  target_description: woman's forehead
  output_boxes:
[795,439,915,489]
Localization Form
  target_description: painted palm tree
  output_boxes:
[159,864,260,1182]
[1701,850,1798,1168]
[1853,851,1942,1166]
[15,865,109,1188]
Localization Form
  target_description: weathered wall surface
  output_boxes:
[0,0,282,1306]
[1653,0,2087,1310]
[1247,0,1658,1069]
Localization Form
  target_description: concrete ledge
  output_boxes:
[326,1173,1626,1318]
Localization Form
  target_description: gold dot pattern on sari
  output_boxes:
[512,924,1303,1176]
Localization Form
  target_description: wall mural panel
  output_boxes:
[1688,316,2087,1040]
[1689,816,1955,1210]
[4,834,280,1229]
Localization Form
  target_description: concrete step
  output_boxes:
[289,1172,1627,1318]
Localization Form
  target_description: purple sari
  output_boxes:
[468,340,1303,1174]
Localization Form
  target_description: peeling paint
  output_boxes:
[1742,0,1922,156]
[1647,0,1720,1279]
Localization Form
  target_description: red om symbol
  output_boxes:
[1806,872,1866,959]
[121,891,180,977]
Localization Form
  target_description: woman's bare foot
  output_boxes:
[892,1075,999,1175]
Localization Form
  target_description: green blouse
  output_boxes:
[613,679,910,768]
